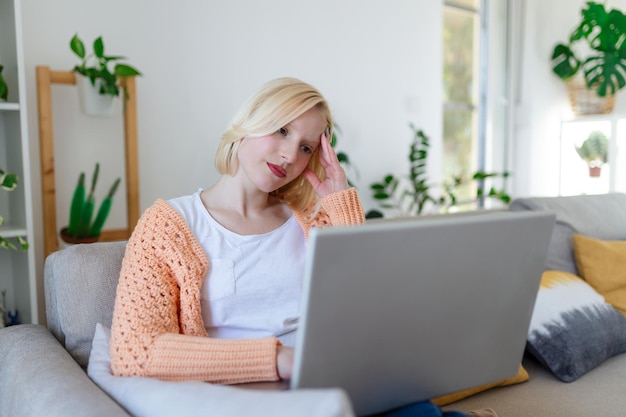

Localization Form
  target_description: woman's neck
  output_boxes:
[200,175,291,235]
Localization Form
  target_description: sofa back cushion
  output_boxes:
[44,241,127,368]
[509,193,626,274]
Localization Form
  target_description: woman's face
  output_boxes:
[236,107,326,193]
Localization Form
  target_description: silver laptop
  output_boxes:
[288,210,554,416]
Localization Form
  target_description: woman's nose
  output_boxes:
[280,141,298,163]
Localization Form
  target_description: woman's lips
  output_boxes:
[267,163,287,178]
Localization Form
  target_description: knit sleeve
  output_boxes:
[295,188,366,238]
[109,200,281,384]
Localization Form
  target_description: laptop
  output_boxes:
[253,210,555,416]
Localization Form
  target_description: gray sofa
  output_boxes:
[1,193,625,417]
[447,192,626,416]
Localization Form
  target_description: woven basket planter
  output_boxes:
[566,74,615,115]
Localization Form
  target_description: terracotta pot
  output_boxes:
[59,227,99,245]
[588,166,602,177]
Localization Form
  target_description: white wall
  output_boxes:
[20,0,442,279]
[512,0,626,197]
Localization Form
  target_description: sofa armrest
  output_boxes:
[0,324,130,417]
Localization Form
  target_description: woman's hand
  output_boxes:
[277,345,295,380]
[302,129,350,198]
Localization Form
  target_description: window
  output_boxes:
[442,0,511,207]
[443,0,481,205]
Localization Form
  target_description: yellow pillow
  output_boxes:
[573,234,626,316]
[431,365,528,406]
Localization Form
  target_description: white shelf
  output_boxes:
[0,102,20,111]
[0,0,39,325]
[0,224,27,238]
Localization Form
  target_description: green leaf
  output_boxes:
[68,172,86,236]
[371,183,385,191]
[383,174,395,184]
[373,192,390,200]
[17,236,29,251]
[365,209,384,219]
[551,44,580,80]
[0,172,18,191]
[90,163,100,195]
[0,237,15,251]
[70,34,86,59]
[0,67,7,101]
[114,64,142,77]
[336,152,349,164]
[93,36,105,58]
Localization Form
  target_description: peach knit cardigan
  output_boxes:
[110,188,365,384]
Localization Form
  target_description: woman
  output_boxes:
[108,77,486,417]
[110,77,364,384]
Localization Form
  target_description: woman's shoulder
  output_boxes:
[129,199,208,266]
[135,198,199,244]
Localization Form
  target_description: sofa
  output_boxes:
[445,192,626,416]
[1,192,625,417]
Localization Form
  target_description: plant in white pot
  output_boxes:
[70,34,141,117]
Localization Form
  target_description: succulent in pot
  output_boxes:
[61,163,121,244]
[575,130,609,177]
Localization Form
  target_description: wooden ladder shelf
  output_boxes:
[36,66,140,257]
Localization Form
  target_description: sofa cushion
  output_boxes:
[509,193,626,275]
[573,234,626,315]
[526,270,626,382]
[431,365,528,406]
[44,241,127,368]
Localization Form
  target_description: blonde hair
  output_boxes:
[215,77,333,212]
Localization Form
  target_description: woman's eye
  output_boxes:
[301,145,313,154]
[277,127,288,136]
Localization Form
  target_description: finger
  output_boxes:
[302,168,322,190]
[320,131,337,167]
[318,131,331,165]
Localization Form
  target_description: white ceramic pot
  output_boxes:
[76,74,117,117]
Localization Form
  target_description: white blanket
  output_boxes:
[87,323,355,417]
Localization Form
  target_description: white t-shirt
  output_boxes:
[168,189,306,346]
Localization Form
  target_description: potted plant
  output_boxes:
[576,130,608,177]
[368,124,510,218]
[0,169,28,251]
[0,65,8,101]
[70,34,141,116]
[60,163,121,244]
[551,2,626,114]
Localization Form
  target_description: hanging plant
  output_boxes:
[70,34,141,99]
[551,2,626,98]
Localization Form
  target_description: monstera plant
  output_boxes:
[551,2,626,98]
